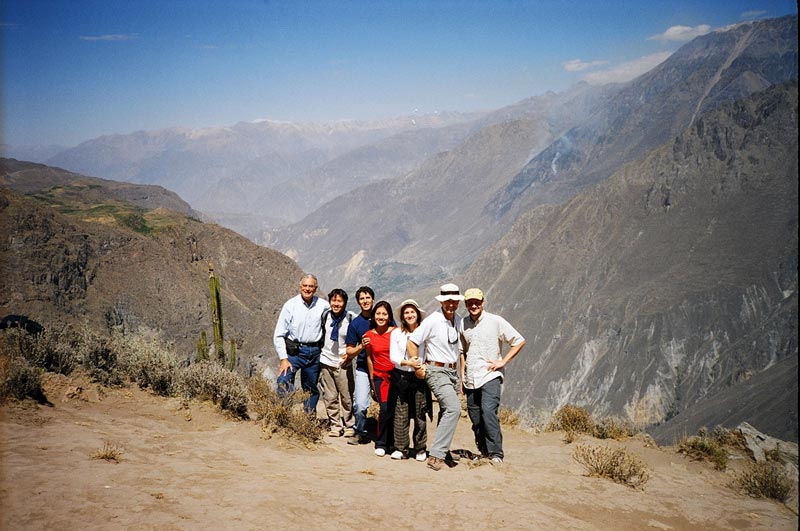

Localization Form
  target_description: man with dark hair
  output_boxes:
[344,286,376,444]
[273,274,330,414]
[319,288,356,437]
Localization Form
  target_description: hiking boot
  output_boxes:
[347,434,369,445]
[427,456,445,471]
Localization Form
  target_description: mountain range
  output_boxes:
[2,15,796,441]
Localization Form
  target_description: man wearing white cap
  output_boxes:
[460,288,525,464]
[406,283,464,471]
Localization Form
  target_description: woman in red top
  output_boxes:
[365,300,396,456]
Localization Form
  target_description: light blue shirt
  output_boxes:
[273,294,330,359]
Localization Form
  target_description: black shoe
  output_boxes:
[445,451,460,463]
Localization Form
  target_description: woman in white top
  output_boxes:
[388,299,431,461]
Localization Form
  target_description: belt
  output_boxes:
[297,341,321,348]
[427,361,457,369]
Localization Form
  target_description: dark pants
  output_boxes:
[373,370,393,451]
[465,377,503,459]
[276,345,321,413]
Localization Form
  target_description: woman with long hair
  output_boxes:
[389,299,430,461]
[364,300,396,456]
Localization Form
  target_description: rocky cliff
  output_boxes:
[0,160,302,371]
[460,83,798,441]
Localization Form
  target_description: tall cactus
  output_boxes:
[197,330,210,361]
[229,337,237,371]
[209,263,225,362]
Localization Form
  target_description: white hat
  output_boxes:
[398,299,425,316]
[434,283,464,302]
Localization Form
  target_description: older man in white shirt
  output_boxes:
[407,283,464,471]
[273,274,330,414]
[459,288,525,464]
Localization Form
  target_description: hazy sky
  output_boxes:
[2,0,796,147]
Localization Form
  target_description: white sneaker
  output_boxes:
[390,450,404,460]
[415,451,427,462]
[374,448,386,457]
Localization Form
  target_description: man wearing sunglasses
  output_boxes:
[406,283,464,471]
[459,288,525,465]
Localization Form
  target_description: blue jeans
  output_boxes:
[466,377,503,459]
[353,368,371,435]
[425,366,461,460]
[276,345,321,413]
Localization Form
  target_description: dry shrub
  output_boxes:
[247,376,323,444]
[0,353,46,403]
[548,404,596,435]
[177,361,248,418]
[498,405,520,426]
[573,444,651,488]
[7,326,80,375]
[732,461,794,502]
[115,334,179,396]
[678,428,729,470]
[594,416,638,440]
[92,441,123,463]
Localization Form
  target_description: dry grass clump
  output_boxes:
[91,441,124,463]
[573,444,651,488]
[177,361,248,418]
[548,404,595,434]
[731,461,794,502]
[498,405,520,426]
[247,376,324,445]
[0,353,47,403]
[594,417,638,440]
[547,405,640,443]
[677,427,729,470]
[548,404,596,442]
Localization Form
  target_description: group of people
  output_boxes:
[273,274,526,471]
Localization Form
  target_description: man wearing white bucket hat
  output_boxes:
[406,283,464,471]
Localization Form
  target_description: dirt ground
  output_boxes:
[1,373,797,530]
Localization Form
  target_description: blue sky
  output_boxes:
[1,0,796,147]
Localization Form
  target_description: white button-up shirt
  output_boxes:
[461,311,525,389]
[390,327,427,372]
[408,309,461,364]
[273,294,330,359]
